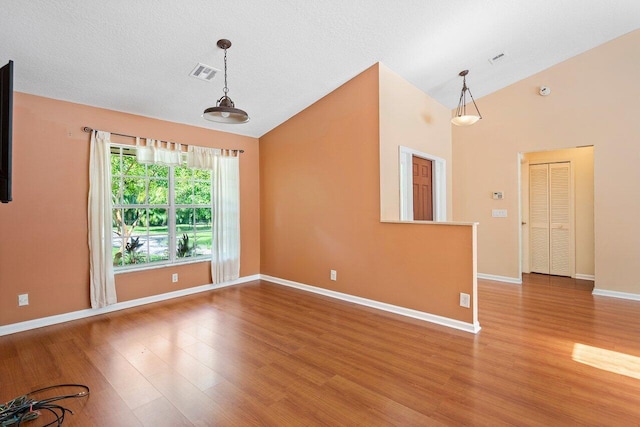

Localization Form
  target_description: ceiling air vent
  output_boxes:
[189,63,220,81]
[488,52,507,65]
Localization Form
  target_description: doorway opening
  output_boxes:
[399,146,446,221]
[519,147,594,285]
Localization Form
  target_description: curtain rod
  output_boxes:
[81,126,244,154]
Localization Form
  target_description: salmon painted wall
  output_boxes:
[379,64,452,221]
[0,93,260,326]
[453,29,640,293]
[260,64,477,325]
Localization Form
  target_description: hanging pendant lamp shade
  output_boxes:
[451,70,481,127]
[203,39,249,124]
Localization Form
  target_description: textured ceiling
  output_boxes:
[1,1,639,138]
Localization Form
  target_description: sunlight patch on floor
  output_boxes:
[572,343,640,380]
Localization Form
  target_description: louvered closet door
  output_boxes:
[530,164,550,274]
[549,163,571,276]
[529,162,572,277]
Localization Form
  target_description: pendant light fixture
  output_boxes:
[451,70,482,126]
[203,39,249,124]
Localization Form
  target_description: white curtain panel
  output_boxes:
[187,145,218,169]
[88,130,117,308]
[188,146,240,284]
[136,138,182,166]
[155,140,182,166]
[212,154,241,283]
[135,137,155,164]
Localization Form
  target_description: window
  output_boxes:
[110,146,212,269]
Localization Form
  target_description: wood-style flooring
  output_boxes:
[1,274,640,426]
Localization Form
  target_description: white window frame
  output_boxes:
[399,146,446,221]
[110,144,212,272]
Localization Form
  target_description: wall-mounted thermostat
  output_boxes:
[539,86,551,96]
[492,191,504,200]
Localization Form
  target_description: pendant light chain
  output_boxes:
[223,47,229,95]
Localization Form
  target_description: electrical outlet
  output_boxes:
[459,293,470,308]
[18,294,29,306]
[172,273,178,283]
[330,270,337,281]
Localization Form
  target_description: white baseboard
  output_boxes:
[477,273,522,285]
[261,275,481,334]
[2,273,483,336]
[478,273,595,283]
[592,288,640,301]
[0,274,261,337]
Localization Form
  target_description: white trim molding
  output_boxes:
[575,274,595,281]
[477,273,523,285]
[262,275,481,334]
[0,275,261,337]
[592,288,640,301]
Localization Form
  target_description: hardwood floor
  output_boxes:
[1,275,639,426]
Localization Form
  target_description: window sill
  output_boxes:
[114,258,210,275]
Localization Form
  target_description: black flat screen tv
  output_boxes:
[0,60,13,203]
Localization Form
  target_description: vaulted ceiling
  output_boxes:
[1,1,639,138]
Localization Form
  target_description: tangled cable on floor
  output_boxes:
[0,384,89,426]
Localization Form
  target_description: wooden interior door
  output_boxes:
[412,155,433,221]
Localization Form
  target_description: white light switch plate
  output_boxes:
[492,209,508,218]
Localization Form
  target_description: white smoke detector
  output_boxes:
[539,86,551,96]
